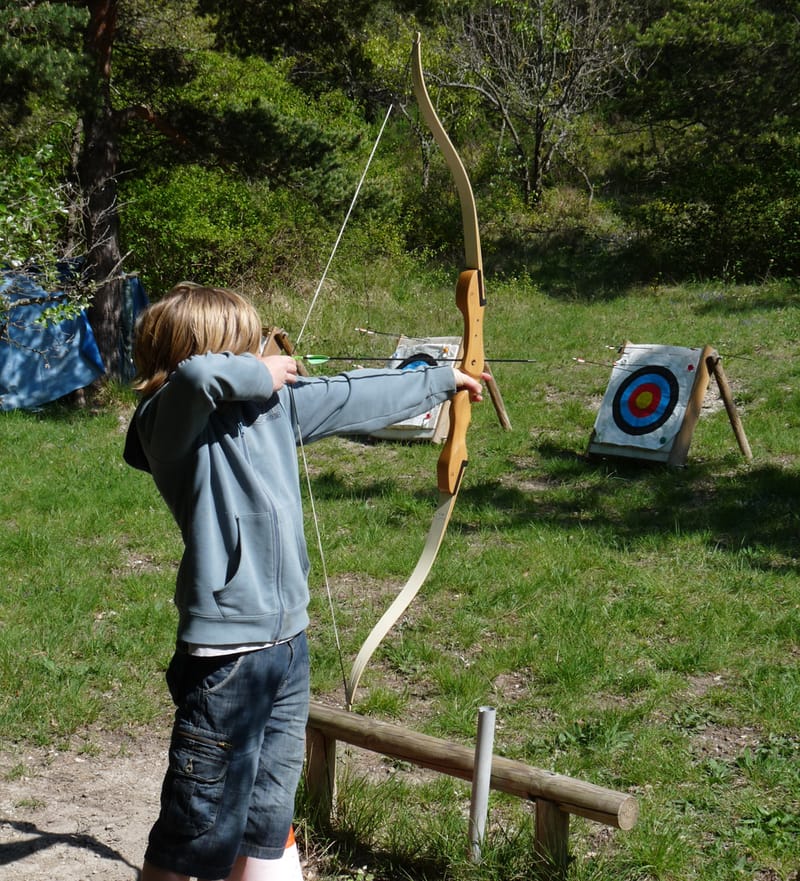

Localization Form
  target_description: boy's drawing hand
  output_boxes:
[259,354,299,391]
[453,369,490,402]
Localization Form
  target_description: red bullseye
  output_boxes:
[628,382,662,418]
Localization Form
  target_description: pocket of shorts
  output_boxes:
[161,729,231,837]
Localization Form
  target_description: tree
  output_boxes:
[616,0,800,277]
[0,0,130,373]
[0,2,89,347]
[77,0,127,376]
[196,0,378,99]
[443,0,633,205]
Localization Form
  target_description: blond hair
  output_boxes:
[133,282,263,397]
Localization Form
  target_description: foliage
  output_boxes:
[624,0,800,138]
[118,48,410,297]
[0,146,71,270]
[611,0,800,278]
[629,147,800,281]
[0,2,88,307]
[0,0,88,126]
[0,145,91,329]
[121,165,321,296]
[440,0,634,205]
[197,0,379,97]
[2,0,800,365]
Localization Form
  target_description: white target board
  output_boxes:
[370,336,461,442]
[588,343,711,464]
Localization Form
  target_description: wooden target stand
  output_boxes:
[587,343,752,466]
[263,327,511,440]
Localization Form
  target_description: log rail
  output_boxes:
[305,701,639,879]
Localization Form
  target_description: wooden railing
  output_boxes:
[305,701,639,880]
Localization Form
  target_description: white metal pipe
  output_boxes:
[469,705,496,862]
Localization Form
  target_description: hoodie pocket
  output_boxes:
[212,512,280,620]
[212,505,310,622]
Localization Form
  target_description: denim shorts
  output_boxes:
[144,632,309,879]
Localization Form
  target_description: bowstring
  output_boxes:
[291,104,394,700]
[296,415,348,693]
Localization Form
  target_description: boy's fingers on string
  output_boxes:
[260,354,298,390]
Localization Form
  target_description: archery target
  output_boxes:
[611,365,679,435]
[371,336,462,442]
[591,344,703,454]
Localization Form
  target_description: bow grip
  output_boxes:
[437,268,485,494]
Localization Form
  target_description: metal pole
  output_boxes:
[469,706,496,862]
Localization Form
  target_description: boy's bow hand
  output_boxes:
[453,369,490,403]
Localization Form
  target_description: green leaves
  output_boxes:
[0,0,88,123]
[0,146,70,270]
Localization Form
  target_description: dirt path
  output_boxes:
[0,726,328,881]
[0,729,167,880]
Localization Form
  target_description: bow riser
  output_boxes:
[437,268,485,494]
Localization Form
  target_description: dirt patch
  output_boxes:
[0,728,166,880]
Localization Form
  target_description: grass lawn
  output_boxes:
[1,276,798,879]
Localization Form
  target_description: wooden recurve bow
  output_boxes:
[345,32,486,710]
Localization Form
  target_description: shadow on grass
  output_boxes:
[305,831,451,881]
[300,825,543,881]
[464,448,799,570]
[306,438,799,569]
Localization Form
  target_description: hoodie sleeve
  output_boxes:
[288,365,456,444]
[126,352,274,466]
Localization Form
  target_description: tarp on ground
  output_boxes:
[0,270,107,411]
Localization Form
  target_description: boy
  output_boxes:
[123,283,484,881]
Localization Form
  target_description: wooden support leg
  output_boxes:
[305,727,336,826]
[484,362,512,430]
[707,355,753,461]
[534,799,570,880]
[668,345,715,466]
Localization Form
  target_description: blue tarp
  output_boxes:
[0,271,106,411]
[119,274,149,382]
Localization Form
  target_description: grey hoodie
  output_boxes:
[123,351,455,646]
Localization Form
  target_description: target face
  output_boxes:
[591,343,702,455]
[611,365,679,435]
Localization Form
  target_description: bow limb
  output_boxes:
[345,33,486,710]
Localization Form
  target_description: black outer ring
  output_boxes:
[611,365,680,436]
[395,353,440,369]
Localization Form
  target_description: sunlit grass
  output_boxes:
[2,277,799,878]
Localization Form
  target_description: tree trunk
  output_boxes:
[80,0,124,379]
[80,104,123,377]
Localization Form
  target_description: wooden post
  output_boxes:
[707,354,753,460]
[484,362,512,430]
[304,724,337,826]
[535,799,570,880]
[668,344,715,466]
